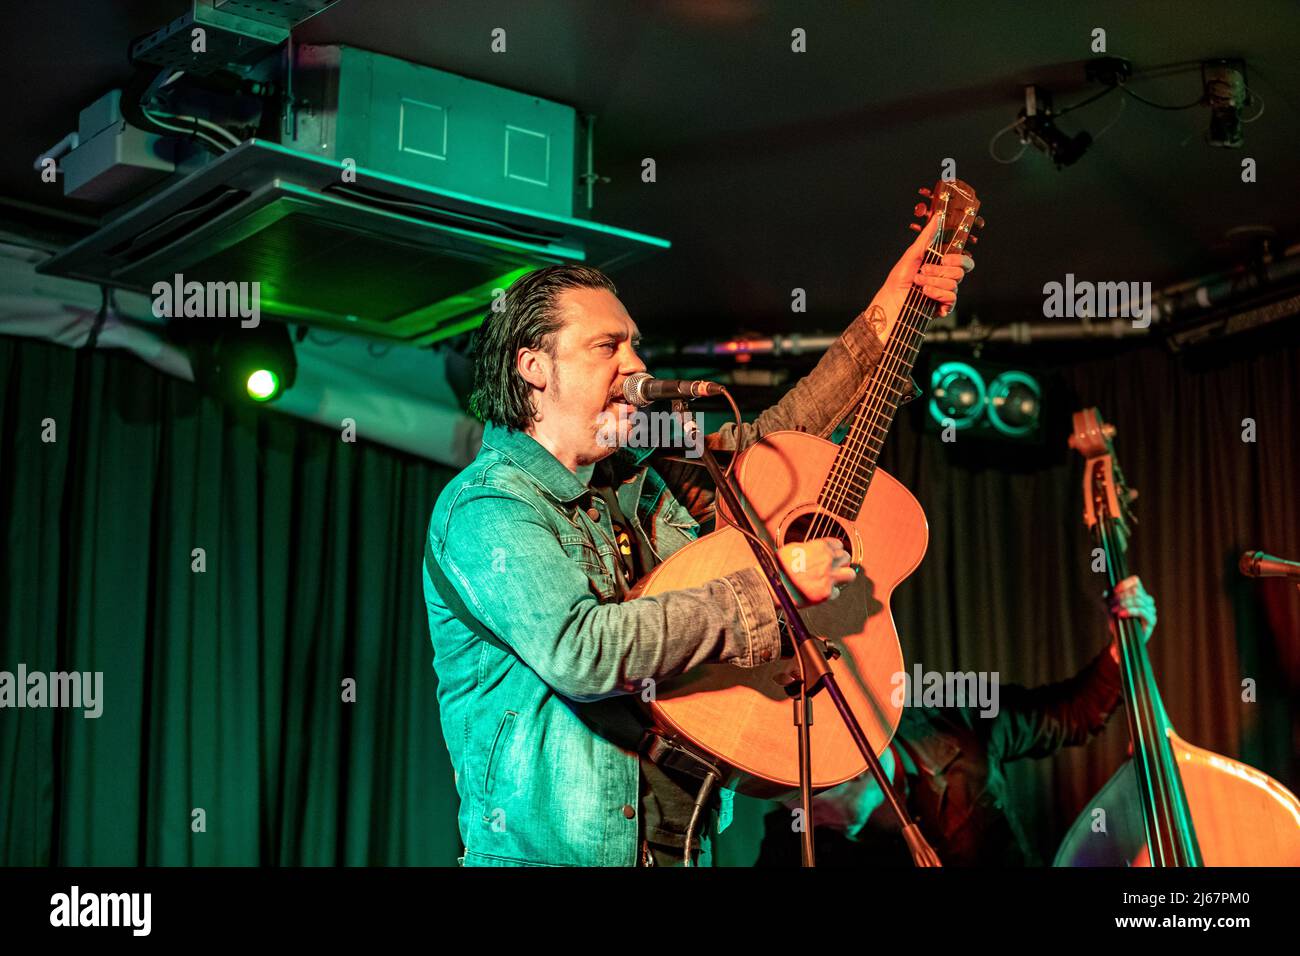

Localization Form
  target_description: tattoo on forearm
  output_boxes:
[865,304,887,338]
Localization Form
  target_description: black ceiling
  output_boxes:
[5,0,1300,343]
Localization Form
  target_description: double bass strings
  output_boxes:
[1101,510,1199,864]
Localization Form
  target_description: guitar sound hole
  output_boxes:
[782,511,852,553]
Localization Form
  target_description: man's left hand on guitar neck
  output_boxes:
[864,214,976,345]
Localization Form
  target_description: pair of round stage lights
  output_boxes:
[928,361,1042,436]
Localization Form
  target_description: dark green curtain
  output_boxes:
[4,332,1298,867]
[1,335,461,865]
[717,335,1300,865]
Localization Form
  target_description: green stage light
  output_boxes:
[987,371,1042,436]
[246,369,281,402]
[929,361,986,429]
[182,321,298,406]
[923,353,1047,445]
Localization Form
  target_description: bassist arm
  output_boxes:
[987,648,1125,763]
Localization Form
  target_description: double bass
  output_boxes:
[628,180,983,796]
[1054,408,1300,866]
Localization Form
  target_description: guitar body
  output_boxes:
[1054,730,1300,866]
[628,429,925,798]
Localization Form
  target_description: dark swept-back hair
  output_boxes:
[468,264,617,431]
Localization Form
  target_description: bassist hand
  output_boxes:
[1106,575,1157,663]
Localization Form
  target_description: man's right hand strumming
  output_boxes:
[776,538,856,608]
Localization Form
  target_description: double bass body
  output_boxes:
[1055,408,1300,867]
[1056,732,1300,866]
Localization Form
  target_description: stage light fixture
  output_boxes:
[986,371,1042,437]
[928,361,986,429]
[1017,86,1092,169]
[1202,59,1247,148]
[189,322,298,405]
[923,354,1047,444]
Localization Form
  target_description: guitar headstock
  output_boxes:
[1068,407,1137,546]
[911,179,984,257]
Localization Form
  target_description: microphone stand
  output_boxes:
[673,399,940,868]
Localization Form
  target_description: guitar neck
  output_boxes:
[818,246,944,519]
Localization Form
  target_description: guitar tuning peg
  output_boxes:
[918,187,932,198]
[909,223,922,232]
[974,216,986,229]
[968,235,978,245]
[913,202,929,218]
[1127,488,1140,502]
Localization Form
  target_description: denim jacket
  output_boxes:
[423,310,886,866]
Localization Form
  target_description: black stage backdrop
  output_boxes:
[2,332,1297,866]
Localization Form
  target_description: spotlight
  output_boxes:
[1202,59,1247,148]
[986,371,1042,437]
[187,321,298,404]
[1018,86,1091,168]
[245,368,282,402]
[928,361,986,430]
[923,354,1045,444]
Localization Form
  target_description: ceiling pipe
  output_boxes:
[652,243,1300,360]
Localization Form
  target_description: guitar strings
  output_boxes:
[805,234,939,541]
[812,203,958,534]
[807,194,964,544]
[829,188,968,509]
[806,256,936,545]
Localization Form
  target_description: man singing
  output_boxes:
[422,218,973,866]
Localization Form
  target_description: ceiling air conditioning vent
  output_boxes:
[39,140,668,344]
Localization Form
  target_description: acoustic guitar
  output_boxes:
[629,180,983,797]
[1054,408,1300,865]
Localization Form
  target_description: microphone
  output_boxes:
[622,372,724,407]
[1239,550,1300,581]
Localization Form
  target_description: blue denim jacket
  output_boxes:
[423,312,885,866]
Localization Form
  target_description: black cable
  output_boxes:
[1119,81,1203,111]
[83,286,112,351]
[721,389,743,479]
[682,770,719,867]
[708,391,781,563]
[1057,82,1118,116]
[120,66,233,156]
